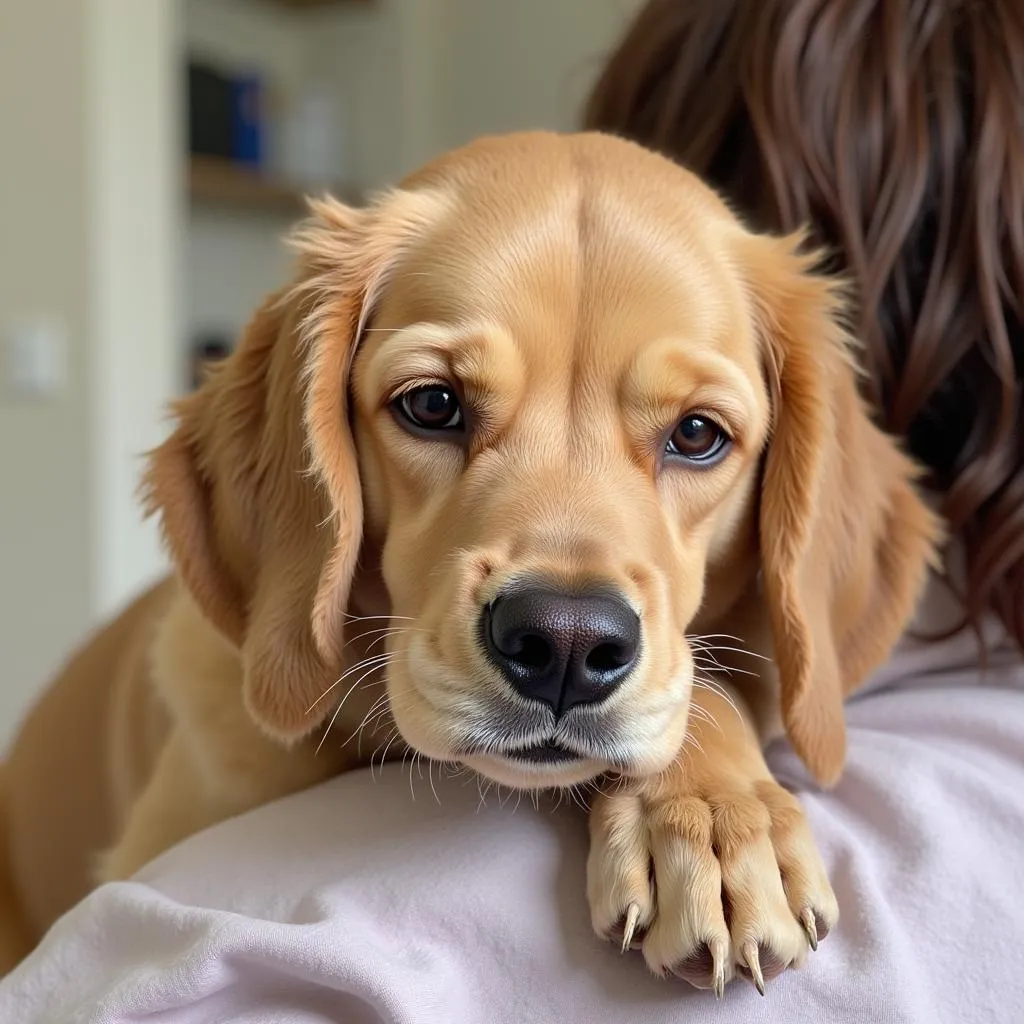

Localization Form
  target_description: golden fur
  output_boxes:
[0,132,940,992]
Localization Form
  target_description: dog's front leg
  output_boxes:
[586,682,838,996]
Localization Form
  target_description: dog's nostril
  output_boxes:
[509,632,554,670]
[586,641,632,674]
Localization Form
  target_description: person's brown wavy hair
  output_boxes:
[585,0,1024,652]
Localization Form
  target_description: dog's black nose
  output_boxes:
[482,588,641,713]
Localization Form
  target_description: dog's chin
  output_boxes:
[460,749,608,789]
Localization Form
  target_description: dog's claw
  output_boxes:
[620,903,641,953]
[741,942,765,996]
[801,908,819,951]
[712,956,725,1000]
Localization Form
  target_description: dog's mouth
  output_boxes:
[459,744,601,789]
[502,740,582,765]
[453,731,614,788]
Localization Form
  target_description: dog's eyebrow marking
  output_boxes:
[620,341,761,447]
[359,320,525,424]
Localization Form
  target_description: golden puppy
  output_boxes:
[0,132,940,992]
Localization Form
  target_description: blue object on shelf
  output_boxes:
[232,74,264,169]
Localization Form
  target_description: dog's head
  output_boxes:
[147,132,939,790]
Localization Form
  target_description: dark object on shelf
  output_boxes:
[190,335,232,391]
[188,61,234,161]
[188,58,267,172]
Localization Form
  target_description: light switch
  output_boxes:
[4,318,67,399]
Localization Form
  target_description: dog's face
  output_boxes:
[349,154,771,787]
[148,133,938,790]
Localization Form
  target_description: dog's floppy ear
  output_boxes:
[143,190,446,741]
[745,232,942,786]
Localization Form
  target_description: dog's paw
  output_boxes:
[587,779,837,996]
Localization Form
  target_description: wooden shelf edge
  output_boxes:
[188,156,359,214]
[269,0,372,8]
[270,0,374,8]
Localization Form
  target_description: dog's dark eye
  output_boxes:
[666,414,730,464]
[395,386,464,432]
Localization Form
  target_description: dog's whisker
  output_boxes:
[356,699,392,733]
[688,641,771,664]
[692,676,744,727]
[566,784,588,813]
[368,727,401,781]
[683,730,706,758]
[687,703,716,725]
[411,751,425,804]
[306,652,395,715]
[376,728,402,775]
[692,660,756,682]
[696,674,744,714]
[475,777,492,813]
[343,613,417,624]
[687,704,722,737]
[363,627,428,653]
[691,648,721,661]
[688,638,761,663]
[343,691,392,749]
[379,729,401,773]
[428,760,441,805]
[402,747,415,802]
[692,657,761,680]
[363,703,394,729]
[692,652,729,673]
[344,625,421,650]
[687,632,754,648]
[313,684,386,753]
[316,658,395,755]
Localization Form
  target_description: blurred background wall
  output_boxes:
[0,0,641,748]
[0,0,178,748]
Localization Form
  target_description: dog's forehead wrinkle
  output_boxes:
[410,180,687,307]
[381,178,749,428]
[409,182,582,299]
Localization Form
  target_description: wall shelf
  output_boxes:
[188,156,357,214]
[267,0,372,9]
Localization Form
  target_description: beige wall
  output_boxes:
[0,0,177,748]
[0,2,95,746]
[89,0,179,619]
[442,0,641,148]
[186,0,642,342]
[309,0,641,178]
